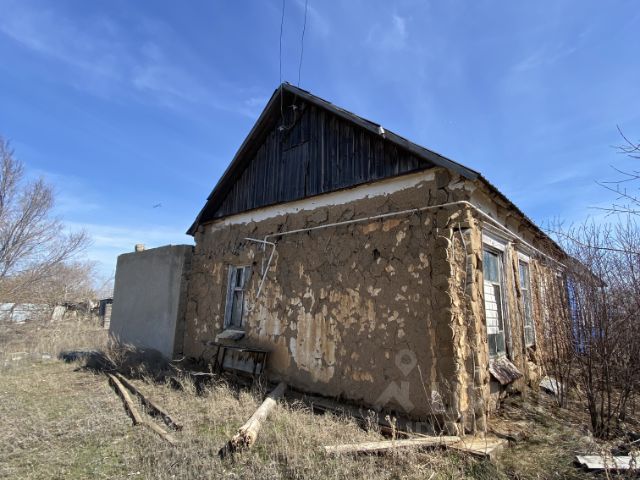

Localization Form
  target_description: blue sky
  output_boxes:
[1,0,639,279]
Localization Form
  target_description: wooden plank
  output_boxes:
[106,373,177,446]
[576,454,639,471]
[323,436,460,456]
[449,436,506,461]
[107,373,144,425]
[114,373,182,431]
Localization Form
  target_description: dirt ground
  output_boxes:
[0,319,633,479]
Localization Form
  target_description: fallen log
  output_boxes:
[323,436,460,456]
[114,372,183,430]
[219,381,287,457]
[106,373,177,446]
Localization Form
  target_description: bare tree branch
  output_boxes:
[0,136,90,304]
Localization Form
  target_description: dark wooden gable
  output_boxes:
[189,84,479,233]
[214,100,426,219]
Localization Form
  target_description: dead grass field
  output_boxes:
[0,318,632,479]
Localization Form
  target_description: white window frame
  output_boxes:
[223,265,251,330]
[518,258,536,347]
[482,245,508,358]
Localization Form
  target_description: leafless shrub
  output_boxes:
[0,136,90,304]
[546,219,640,438]
[597,127,640,215]
[539,268,574,408]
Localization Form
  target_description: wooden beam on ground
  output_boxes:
[107,372,144,425]
[106,373,177,446]
[323,436,460,456]
[448,436,506,461]
[114,372,183,431]
[219,382,287,457]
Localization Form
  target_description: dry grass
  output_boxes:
[0,318,634,479]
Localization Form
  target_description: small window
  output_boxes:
[483,249,507,357]
[519,260,535,346]
[224,265,251,329]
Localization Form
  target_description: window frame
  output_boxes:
[518,258,536,347]
[223,265,252,330]
[482,246,508,358]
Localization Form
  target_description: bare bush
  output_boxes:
[546,219,640,438]
[597,127,640,215]
[0,136,89,304]
[539,269,574,408]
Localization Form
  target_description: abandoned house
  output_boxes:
[111,83,568,434]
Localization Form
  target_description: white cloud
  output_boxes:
[0,1,265,118]
[366,13,409,51]
[66,221,193,277]
[292,0,331,38]
[512,42,578,73]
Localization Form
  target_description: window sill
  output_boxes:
[215,329,245,342]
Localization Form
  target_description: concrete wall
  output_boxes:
[110,245,192,359]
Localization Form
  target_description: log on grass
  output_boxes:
[114,372,183,430]
[107,372,144,425]
[323,436,460,456]
[142,417,178,446]
[220,382,287,457]
[106,373,177,446]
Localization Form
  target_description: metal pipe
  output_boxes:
[244,237,277,299]
[242,200,563,304]
[261,200,564,267]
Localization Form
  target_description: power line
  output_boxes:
[297,0,309,87]
[279,0,286,121]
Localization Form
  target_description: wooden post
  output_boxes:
[219,382,287,457]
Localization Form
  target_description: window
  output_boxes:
[483,248,507,357]
[224,265,251,329]
[519,260,535,346]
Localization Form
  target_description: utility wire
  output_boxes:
[279,0,286,122]
[297,0,309,87]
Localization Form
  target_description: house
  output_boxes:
[126,83,569,435]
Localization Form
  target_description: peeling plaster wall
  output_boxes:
[183,168,568,433]
[184,168,475,428]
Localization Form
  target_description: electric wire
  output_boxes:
[297,0,309,87]
[279,0,286,123]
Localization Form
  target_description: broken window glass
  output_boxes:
[224,265,251,329]
[483,249,507,357]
